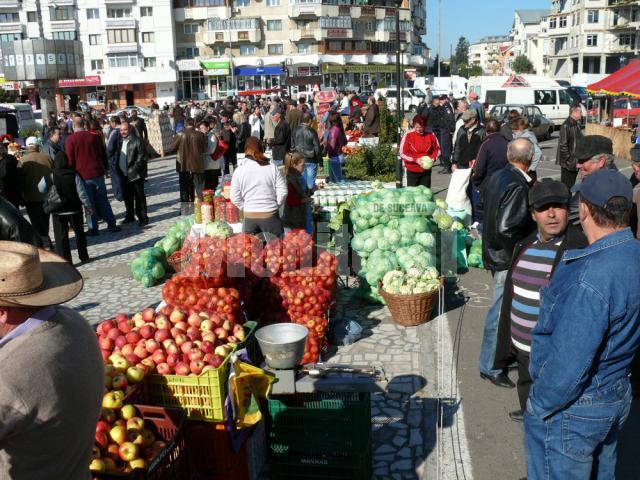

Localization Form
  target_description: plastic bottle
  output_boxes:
[194,197,202,224]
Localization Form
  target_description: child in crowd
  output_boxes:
[282,152,311,232]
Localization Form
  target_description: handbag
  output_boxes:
[211,139,228,161]
[42,174,65,214]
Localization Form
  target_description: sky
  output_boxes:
[424,0,551,59]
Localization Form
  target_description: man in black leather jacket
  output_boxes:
[556,105,583,189]
[114,121,149,227]
[290,112,322,190]
[479,138,537,389]
[0,195,42,247]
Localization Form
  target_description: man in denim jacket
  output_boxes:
[525,169,640,479]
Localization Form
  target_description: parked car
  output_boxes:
[0,103,41,136]
[374,87,422,113]
[490,104,555,140]
[107,106,152,120]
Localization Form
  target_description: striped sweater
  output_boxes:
[510,238,563,353]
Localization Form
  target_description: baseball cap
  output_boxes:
[571,169,633,208]
[461,109,477,121]
[630,144,640,163]
[574,135,613,162]
[528,178,570,209]
[26,136,38,147]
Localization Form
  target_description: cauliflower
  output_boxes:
[399,285,413,295]
[406,267,423,279]
[382,270,404,289]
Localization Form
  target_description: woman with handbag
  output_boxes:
[39,150,93,263]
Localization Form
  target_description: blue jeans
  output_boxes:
[479,269,507,376]
[85,176,117,231]
[524,379,631,480]
[329,155,344,183]
[304,162,318,190]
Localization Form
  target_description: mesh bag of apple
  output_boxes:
[90,403,168,475]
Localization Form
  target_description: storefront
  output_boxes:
[100,70,177,108]
[177,59,206,101]
[321,64,398,89]
[285,66,322,97]
[200,59,231,100]
[56,75,102,112]
[232,66,285,95]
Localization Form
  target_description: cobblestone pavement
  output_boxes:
[58,155,471,479]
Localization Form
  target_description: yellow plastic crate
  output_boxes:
[143,353,231,422]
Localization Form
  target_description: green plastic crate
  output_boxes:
[268,392,371,455]
[270,439,372,480]
[236,320,263,365]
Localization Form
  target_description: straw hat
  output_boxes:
[0,241,83,307]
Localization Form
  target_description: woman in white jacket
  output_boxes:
[248,106,264,141]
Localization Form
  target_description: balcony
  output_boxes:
[105,43,138,54]
[0,22,21,33]
[289,28,322,42]
[288,0,322,18]
[105,17,136,28]
[320,27,353,39]
[0,0,21,8]
[204,29,262,44]
[49,20,77,31]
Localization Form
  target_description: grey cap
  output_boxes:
[461,109,477,121]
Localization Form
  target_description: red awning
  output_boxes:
[587,60,640,98]
[58,76,101,88]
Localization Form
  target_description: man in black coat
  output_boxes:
[0,142,22,209]
[0,195,42,247]
[114,121,149,227]
[556,105,583,189]
[479,138,537,388]
[271,108,291,167]
[291,112,322,190]
[493,179,588,422]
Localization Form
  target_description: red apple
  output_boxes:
[101,407,117,424]
[132,313,145,328]
[180,341,193,355]
[100,349,111,362]
[118,441,139,461]
[105,443,120,461]
[117,316,133,334]
[151,349,166,365]
[174,362,190,376]
[202,332,216,343]
[96,419,111,433]
[202,365,216,372]
[232,324,246,341]
[162,338,175,349]
[188,348,204,362]
[100,320,117,333]
[141,307,156,322]
[200,319,214,332]
[154,329,171,343]
[121,343,135,357]
[209,313,222,327]
[115,335,128,350]
[200,340,215,354]
[166,353,180,368]
[107,328,121,341]
[156,362,172,375]
[174,333,188,346]
[165,343,180,355]
[126,330,142,344]
[99,336,114,351]
[126,417,145,432]
[133,345,149,359]
[139,324,156,340]
[111,374,128,390]
[209,354,223,368]
[140,357,155,371]
[214,327,228,340]
[189,360,205,375]
[169,309,185,324]
[145,339,161,354]
[186,327,201,342]
[174,321,188,332]
[125,353,141,365]
[154,315,170,330]
[187,313,202,328]
[95,431,109,449]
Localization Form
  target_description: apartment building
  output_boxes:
[469,36,514,75]
[547,0,640,81]
[511,9,551,75]
[172,0,429,99]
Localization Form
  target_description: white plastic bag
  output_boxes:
[445,167,472,217]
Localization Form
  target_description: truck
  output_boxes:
[414,76,468,99]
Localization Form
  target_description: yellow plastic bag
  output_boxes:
[228,357,275,429]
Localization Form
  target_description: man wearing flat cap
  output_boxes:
[494,179,587,423]
[524,169,640,479]
[0,242,103,479]
[567,134,616,227]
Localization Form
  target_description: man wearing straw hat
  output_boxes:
[0,242,103,479]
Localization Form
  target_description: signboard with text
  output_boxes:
[58,76,101,88]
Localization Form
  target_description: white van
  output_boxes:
[468,75,573,125]
[0,103,40,134]
[424,76,468,99]
[374,87,423,113]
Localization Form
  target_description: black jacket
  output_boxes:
[556,117,583,171]
[272,120,291,161]
[291,124,322,163]
[472,133,509,191]
[132,117,148,141]
[51,151,83,214]
[493,225,588,369]
[0,195,42,246]
[481,165,536,271]
[0,153,22,208]
[453,125,485,168]
[236,121,251,154]
[113,133,148,182]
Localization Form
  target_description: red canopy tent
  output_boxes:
[587,60,640,98]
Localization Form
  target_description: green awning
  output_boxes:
[200,60,230,70]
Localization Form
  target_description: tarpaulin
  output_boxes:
[587,60,640,98]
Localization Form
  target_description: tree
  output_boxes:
[428,55,450,76]
[513,55,534,74]
[451,37,470,74]
[456,63,483,79]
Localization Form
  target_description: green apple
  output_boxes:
[89,459,106,472]
[102,392,123,410]
[126,416,145,432]
[109,425,127,445]
[126,366,145,384]
[129,458,147,470]
[118,442,139,462]
[120,404,137,420]
[111,374,128,390]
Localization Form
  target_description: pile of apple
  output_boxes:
[96,306,245,377]
[90,403,166,474]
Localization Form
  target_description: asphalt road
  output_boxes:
[427,144,640,480]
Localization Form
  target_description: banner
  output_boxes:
[322,64,397,74]
[58,76,101,87]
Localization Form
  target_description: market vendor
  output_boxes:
[0,241,103,479]
[230,136,287,237]
[399,115,441,188]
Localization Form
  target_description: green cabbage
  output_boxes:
[205,221,233,238]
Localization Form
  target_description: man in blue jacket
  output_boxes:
[525,169,640,479]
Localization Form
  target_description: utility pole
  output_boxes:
[395,3,403,188]
[437,0,441,77]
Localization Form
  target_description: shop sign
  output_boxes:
[176,59,202,71]
[233,66,285,76]
[327,28,348,38]
[296,66,320,76]
[201,59,230,76]
[322,64,396,74]
[58,76,101,87]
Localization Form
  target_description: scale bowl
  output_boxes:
[255,323,309,369]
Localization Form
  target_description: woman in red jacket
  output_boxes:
[399,115,440,188]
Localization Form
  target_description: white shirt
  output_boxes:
[249,113,263,138]
[230,160,287,213]
[119,137,130,175]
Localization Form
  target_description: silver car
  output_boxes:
[490,104,555,141]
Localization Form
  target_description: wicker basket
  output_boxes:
[378,279,442,327]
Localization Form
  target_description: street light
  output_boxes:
[395,0,403,188]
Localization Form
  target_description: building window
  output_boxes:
[175,0,226,5]
[559,16,567,27]
[27,11,37,22]
[0,33,21,42]
[208,18,260,30]
[298,43,311,54]
[107,53,138,68]
[267,20,282,31]
[89,34,101,45]
[587,9,598,23]
[234,0,250,6]
[107,8,132,18]
[183,23,198,34]
[142,32,155,43]
[52,31,77,40]
[266,0,281,5]
[0,12,19,23]
[183,46,200,57]
[619,33,636,46]
[319,16,352,28]
[140,7,153,16]
[215,32,224,41]
[86,8,99,19]
[212,46,225,55]
[107,29,136,44]
[143,57,156,68]
[549,17,557,28]
[91,59,104,70]
[50,6,74,21]
[239,44,255,55]
[365,21,374,32]
[586,34,598,46]
[238,31,249,40]
[268,44,283,54]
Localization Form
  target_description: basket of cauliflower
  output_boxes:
[378,267,442,326]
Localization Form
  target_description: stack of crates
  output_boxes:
[267,392,372,480]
